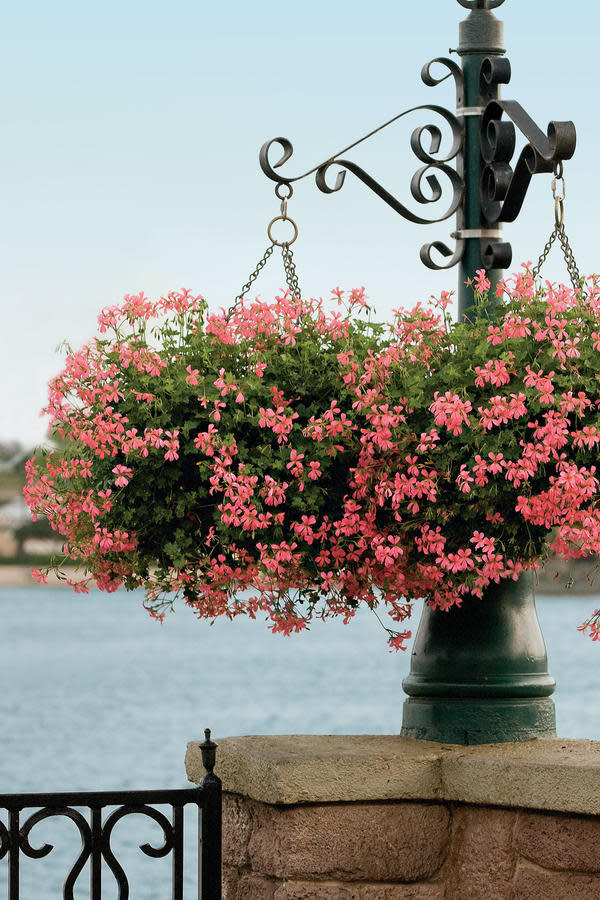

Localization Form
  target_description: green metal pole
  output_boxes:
[400,2,557,745]
[457,3,505,318]
[401,573,556,745]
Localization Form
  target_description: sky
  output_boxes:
[1,0,597,448]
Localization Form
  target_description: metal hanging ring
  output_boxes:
[267,215,299,247]
[552,175,565,202]
[555,197,564,228]
[275,183,293,200]
[553,160,564,179]
[552,179,565,202]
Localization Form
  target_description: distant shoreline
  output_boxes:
[536,556,600,597]
[0,565,83,588]
[0,561,598,596]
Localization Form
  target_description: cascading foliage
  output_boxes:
[24,268,600,647]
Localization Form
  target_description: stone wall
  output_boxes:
[186,735,600,899]
[221,797,600,898]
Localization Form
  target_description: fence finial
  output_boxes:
[200,728,218,775]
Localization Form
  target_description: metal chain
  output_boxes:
[557,226,583,294]
[231,185,302,317]
[532,162,585,297]
[281,242,302,301]
[231,243,275,315]
[532,228,557,280]
[532,224,583,296]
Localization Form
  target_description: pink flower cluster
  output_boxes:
[23,273,600,646]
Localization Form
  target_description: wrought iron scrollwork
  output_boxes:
[0,738,222,900]
[0,798,189,899]
[479,58,576,266]
[259,58,466,271]
[101,804,176,897]
[258,8,576,279]
[480,100,576,223]
[0,819,9,862]
[19,807,92,900]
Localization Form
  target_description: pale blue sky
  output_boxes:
[2,0,597,446]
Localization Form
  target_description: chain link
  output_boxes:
[532,228,557,279]
[557,226,583,294]
[281,242,301,301]
[230,243,275,316]
[532,163,585,297]
[231,185,303,317]
[532,223,584,297]
[231,239,302,319]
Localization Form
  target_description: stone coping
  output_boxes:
[185,734,600,815]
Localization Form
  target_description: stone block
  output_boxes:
[188,735,600,815]
[224,870,276,899]
[222,867,239,900]
[273,883,445,899]
[359,885,445,899]
[514,810,600,873]
[186,735,448,805]
[274,882,358,899]
[445,806,516,900]
[223,793,254,867]
[247,801,450,882]
[442,739,600,815]
[514,862,600,900]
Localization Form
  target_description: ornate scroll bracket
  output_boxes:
[479,59,576,266]
[259,58,467,271]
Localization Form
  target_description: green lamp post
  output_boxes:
[456,0,507,316]
[259,0,576,744]
[401,0,574,745]
[401,574,557,745]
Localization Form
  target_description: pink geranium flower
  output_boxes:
[21,274,600,648]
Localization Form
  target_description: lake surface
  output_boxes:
[0,586,597,896]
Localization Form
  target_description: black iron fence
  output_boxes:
[0,730,221,899]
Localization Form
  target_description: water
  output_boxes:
[0,586,597,896]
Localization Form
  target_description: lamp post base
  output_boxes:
[401,573,556,745]
[401,696,556,745]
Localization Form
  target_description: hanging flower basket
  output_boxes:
[23,269,600,648]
